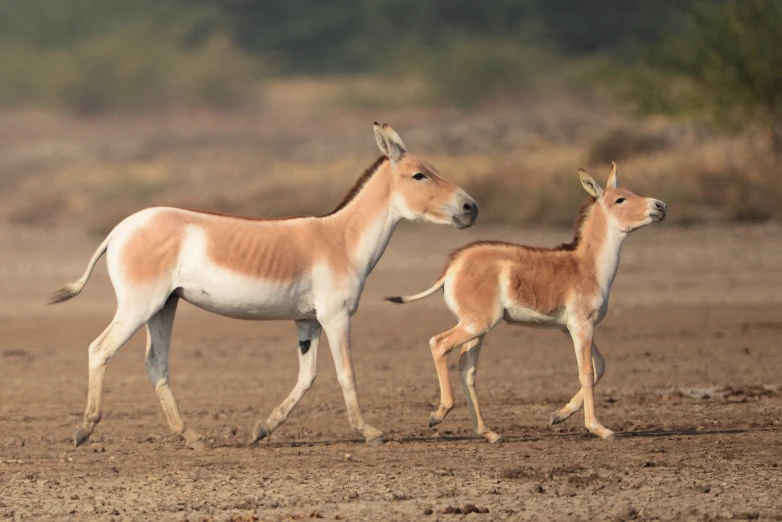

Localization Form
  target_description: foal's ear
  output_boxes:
[373,122,406,163]
[606,161,618,190]
[579,168,604,198]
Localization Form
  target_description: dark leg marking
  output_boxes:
[299,340,311,355]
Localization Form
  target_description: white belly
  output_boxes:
[174,227,315,320]
[503,305,566,327]
[176,272,315,320]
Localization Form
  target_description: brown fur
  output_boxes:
[443,197,597,277]
[122,157,392,283]
[51,122,478,450]
[122,214,186,284]
[122,152,466,284]
[389,164,667,442]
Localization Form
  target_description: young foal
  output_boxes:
[51,123,478,448]
[386,163,666,442]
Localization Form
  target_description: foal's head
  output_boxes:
[579,162,667,234]
[374,123,478,229]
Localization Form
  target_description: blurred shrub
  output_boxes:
[0,27,265,114]
[614,0,782,157]
[460,139,782,227]
[588,127,670,164]
[687,157,782,223]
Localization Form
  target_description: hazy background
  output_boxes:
[1,0,780,233]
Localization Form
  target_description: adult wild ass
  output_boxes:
[51,123,478,448]
[386,163,666,442]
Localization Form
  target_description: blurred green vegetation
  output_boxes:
[0,0,715,113]
[614,0,782,156]
[0,0,263,113]
[1,0,779,142]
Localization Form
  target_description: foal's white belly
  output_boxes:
[503,305,566,327]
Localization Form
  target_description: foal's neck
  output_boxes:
[576,204,627,296]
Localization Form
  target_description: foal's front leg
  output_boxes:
[319,312,383,445]
[550,336,606,426]
[567,321,614,440]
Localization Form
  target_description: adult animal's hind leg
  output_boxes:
[250,320,321,444]
[458,336,502,443]
[75,308,150,447]
[144,296,203,448]
[549,341,605,426]
[428,321,494,428]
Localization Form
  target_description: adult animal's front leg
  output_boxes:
[250,320,321,444]
[320,313,383,445]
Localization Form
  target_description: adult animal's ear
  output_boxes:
[579,168,604,198]
[373,122,406,164]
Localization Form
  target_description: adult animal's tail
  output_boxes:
[49,233,112,304]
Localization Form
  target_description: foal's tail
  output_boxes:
[384,275,446,305]
[49,233,112,305]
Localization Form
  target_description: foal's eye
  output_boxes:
[412,173,426,180]
[615,197,626,205]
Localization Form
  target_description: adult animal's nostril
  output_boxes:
[463,201,476,214]
[655,201,667,211]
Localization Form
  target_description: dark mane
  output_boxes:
[184,156,389,221]
[555,197,597,251]
[325,155,388,215]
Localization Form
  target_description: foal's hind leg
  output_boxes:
[549,341,605,426]
[75,307,151,447]
[458,336,502,443]
[144,296,203,448]
[428,320,496,428]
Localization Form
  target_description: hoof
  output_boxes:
[249,421,270,445]
[428,412,441,428]
[183,428,205,448]
[188,438,207,451]
[601,430,616,441]
[74,426,91,448]
[365,433,384,447]
[549,411,565,426]
[484,431,503,444]
[363,425,384,446]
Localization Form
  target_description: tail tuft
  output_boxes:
[47,231,111,305]
[384,296,405,304]
[49,282,82,305]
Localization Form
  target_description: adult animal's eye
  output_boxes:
[413,173,426,180]
[615,197,626,204]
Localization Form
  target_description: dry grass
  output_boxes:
[0,77,779,234]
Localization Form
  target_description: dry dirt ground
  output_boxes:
[1,222,782,521]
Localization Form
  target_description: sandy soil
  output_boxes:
[1,222,782,521]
